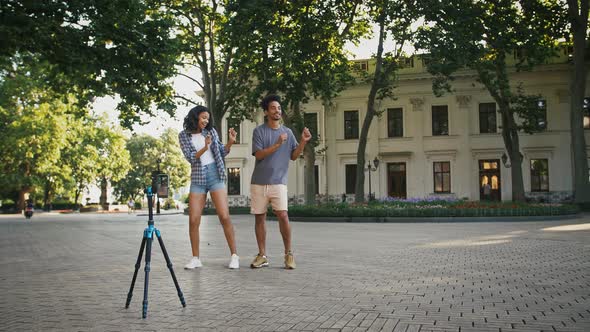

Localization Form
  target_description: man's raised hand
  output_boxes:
[228,128,237,142]
[301,127,312,143]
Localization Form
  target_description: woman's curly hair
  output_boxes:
[183,105,213,132]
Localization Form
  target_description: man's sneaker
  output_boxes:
[184,257,202,269]
[284,252,296,269]
[250,254,269,268]
[228,254,240,269]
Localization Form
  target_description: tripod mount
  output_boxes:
[125,186,186,318]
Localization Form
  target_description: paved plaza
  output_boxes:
[0,212,589,332]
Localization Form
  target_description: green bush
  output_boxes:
[200,206,251,215]
[48,200,78,210]
[163,198,176,210]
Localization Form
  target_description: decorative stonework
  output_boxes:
[325,102,337,114]
[424,149,458,161]
[456,95,472,108]
[410,97,425,112]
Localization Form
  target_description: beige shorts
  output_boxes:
[250,184,288,214]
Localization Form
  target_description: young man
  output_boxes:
[250,94,312,269]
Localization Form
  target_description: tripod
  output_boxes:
[125,186,186,318]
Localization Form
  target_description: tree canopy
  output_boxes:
[1,0,181,127]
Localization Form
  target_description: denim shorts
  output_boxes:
[190,163,225,194]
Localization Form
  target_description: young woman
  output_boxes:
[178,105,239,269]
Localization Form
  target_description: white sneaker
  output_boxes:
[184,257,202,269]
[228,254,240,269]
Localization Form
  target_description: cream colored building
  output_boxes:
[220,47,585,205]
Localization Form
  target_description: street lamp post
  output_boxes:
[156,158,161,214]
[366,157,380,201]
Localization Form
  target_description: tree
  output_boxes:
[227,0,367,204]
[0,59,75,210]
[354,0,418,203]
[416,0,561,202]
[565,0,590,203]
[157,128,191,192]
[160,0,254,138]
[1,0,181,127]
[94,122,131,209]
[112,130,189,203]
[112,135,158,203]
[61,114,130,209]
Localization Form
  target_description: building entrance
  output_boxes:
[387,162,407,199]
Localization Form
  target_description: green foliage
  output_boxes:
[111,134,158,201]
[226,0,365,119]
[1,0,182,128]
[510,86,546,134]
[111,128,189,202]
[0,60,76,201]
[416,0,562,100]
[158,128,190,190]
[157,0,257,137]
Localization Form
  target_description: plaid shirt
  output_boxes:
[178,128,228,186]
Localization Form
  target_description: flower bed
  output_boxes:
[286,197,578,218]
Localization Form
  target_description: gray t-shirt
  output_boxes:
[251,124,298,185]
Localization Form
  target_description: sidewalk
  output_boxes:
[0,213,588,331]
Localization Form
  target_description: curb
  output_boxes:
[136,212,185,217]
[268,214,581,223]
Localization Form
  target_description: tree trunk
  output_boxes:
[43,179,51,211]
[100,176,108,210]
[74,185,82,211]
[18,187,31,212]
[499,105,526,202]
[355,111,370,203]
[285,100,318,205]
[568,0,590,203]
[303,144,316,205]
[355,17,386,203]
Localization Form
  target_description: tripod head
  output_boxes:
[144,172,169,224]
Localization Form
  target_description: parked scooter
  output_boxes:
[24,201,33,219]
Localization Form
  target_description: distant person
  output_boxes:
[249,94,311,269]
[482,182,491,201]
[127,199,134,214]
[178,105,240,269]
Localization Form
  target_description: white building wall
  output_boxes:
[221,59,585,205]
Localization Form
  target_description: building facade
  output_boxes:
[220,47,587,205]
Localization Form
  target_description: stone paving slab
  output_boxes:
[0,213,588,331]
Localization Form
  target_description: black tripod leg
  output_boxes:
[142,236,153,318]
[156,232,186,307]
[126,237,146,308]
